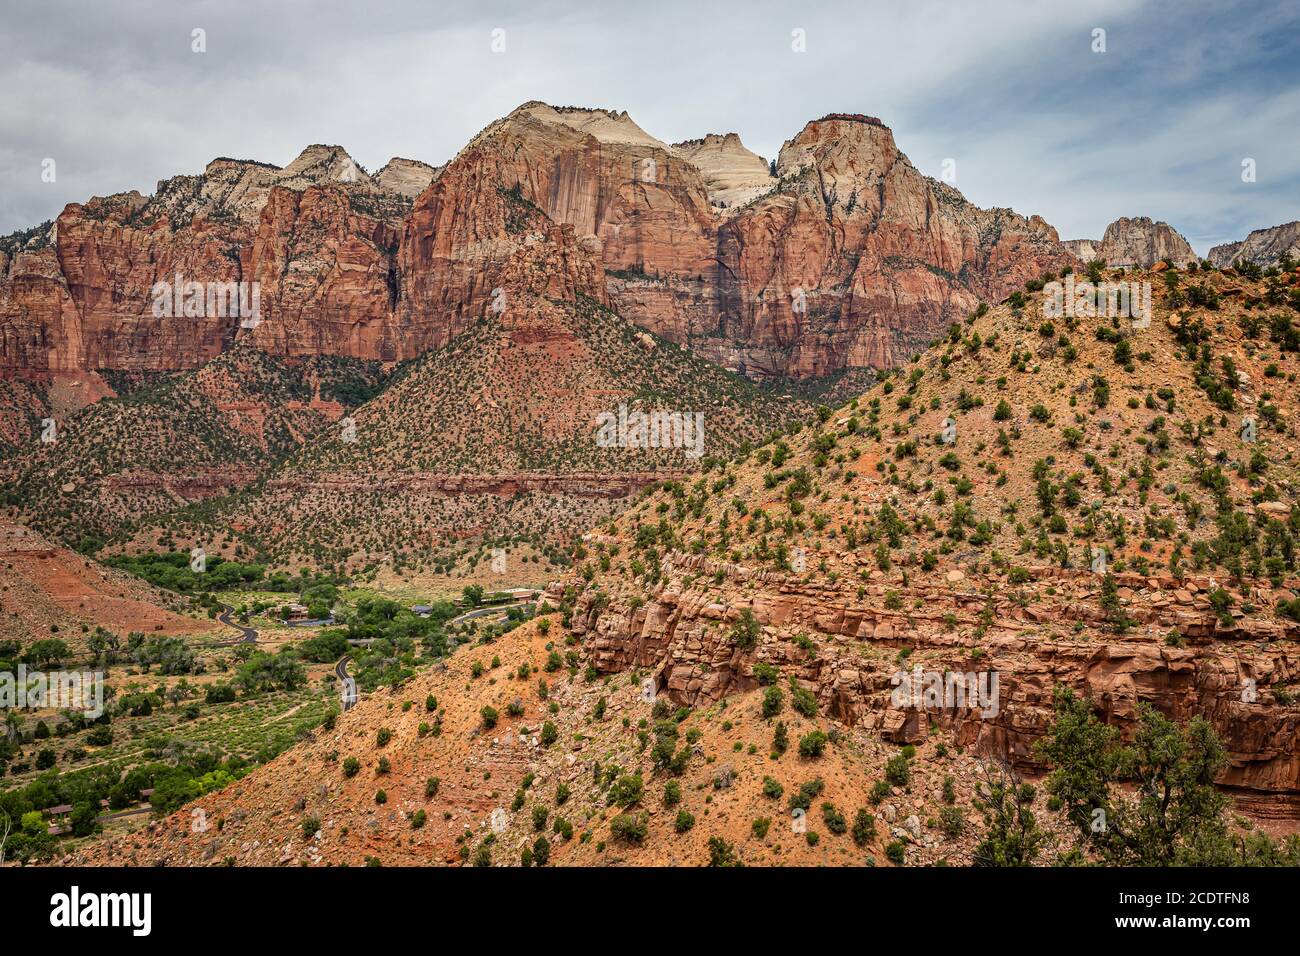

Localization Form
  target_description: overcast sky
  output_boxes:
[2,0,1297,253]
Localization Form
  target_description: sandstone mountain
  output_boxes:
[1063,216,1197,268]
[565,264,1300,798]
[61,263,1300,867]
[466,104,1073,378]
[1209,220,1300,269]
[0,141,809,571]
[374,158,439,199]
[1,101,1072,388]
[672,132,775,208]
[0,144,418,374]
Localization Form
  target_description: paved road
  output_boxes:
[212,603,258,647]
[336,655,357,712]
[449,600,533,627]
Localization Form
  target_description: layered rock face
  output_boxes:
[713,115,1072,375]
[481,107,1073,377]
[672,132,775,208]
[566,556,1300,795]
[1063,216,1197,268]
[374,157,439,198]
[1,102,1074,381]
[0,147,423,372]
[1209,220,1300,268]
[550,267,1300,803]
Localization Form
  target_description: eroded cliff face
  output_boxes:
[1063,216,1197,269]
[1209,221,1300,268]
[394,123,613,352]
[465,108,1073,377]
[243,185,406,361]
[1,103,1073,381]
[564,554,1300,795]
[715,115,1071,375]
[0,147,419,372]
[673,132,775,208]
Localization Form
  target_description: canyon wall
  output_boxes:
[0,103,1074,382]
[564,553,1300,795]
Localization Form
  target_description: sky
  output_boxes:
[1,0,1297,253]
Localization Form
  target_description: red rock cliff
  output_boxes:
[1,105,1073,381]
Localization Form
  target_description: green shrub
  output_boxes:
[852,809,877,846]
[821,802,847,835]
[611,812,649,844]
[799,730,828,758]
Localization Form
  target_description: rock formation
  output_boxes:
[1,102,1073,382]
[1063,216,1197,268]
[672,132,775,208]
[1209,220,1300,268]
[557,265,1300,799]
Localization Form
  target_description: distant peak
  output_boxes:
[499,101,666,150]
[376,157,438,198]
[673,132,745,150]
[281,144,369,185]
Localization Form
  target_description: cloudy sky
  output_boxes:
[2,0,1297,252]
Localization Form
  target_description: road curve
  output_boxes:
[213,603,258,647]
[336,654,358,712]
[448,600,533,627]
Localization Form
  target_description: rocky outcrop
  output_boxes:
[482,107,1072,377]
[672,132,775,208]
[710,115,1071,375]
[565,554,1300,794]
[0,146,415,373]
[1209,221,1300,268]
[375,157,438,198]
[1064,216,1197,268]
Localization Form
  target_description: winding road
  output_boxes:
[336,655,357,712]
[209,599,533,714]
[214,601,356,712]
[448,600,534,627]
[212,603,259,647]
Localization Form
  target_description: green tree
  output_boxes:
[972,759,1044,866]
[1036,686,1245,866]
[22,638,70,668]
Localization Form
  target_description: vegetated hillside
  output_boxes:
[3,344,389,549]
[0,376,51,464]
[288,294,804,474]
[60,615,1052,867]
[0,520,213,644]
[153,293,812,575]
[62,262,1300,869]
[555,261,1300,803]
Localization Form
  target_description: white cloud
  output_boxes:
[0,0,1294,254]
